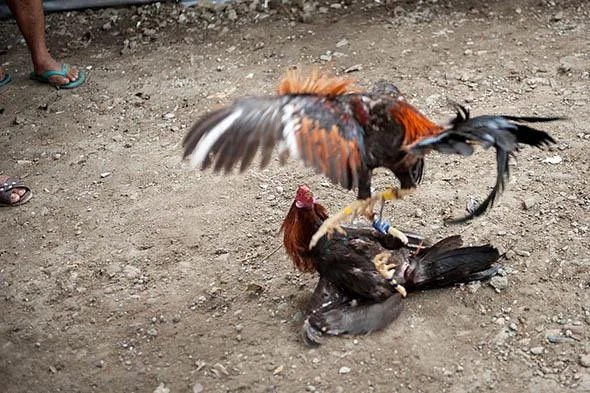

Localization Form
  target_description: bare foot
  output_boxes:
[0,175,29,205]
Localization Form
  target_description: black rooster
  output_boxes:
[281,185,501,345]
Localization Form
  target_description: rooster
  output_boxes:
[281,185,501,345]
[183,70,561,248]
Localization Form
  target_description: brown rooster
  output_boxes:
[281,185,501,345]
[183,70,561,248]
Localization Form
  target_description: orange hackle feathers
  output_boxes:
[277,69,354,97]
[391,101,444,146]
[280,200,329,273]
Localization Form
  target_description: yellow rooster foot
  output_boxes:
[308,187,414,250]
[373,251,407,298]
[308,198,376,250]
[373,252,395,279]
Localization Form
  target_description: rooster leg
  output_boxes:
[378,186,415,245]
[373,252,407,298]
[309,198,375,249]
[309,187,413,250]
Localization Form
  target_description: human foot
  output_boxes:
[0,66,12,87]
[31,59,85,88]
[0,175,33,206]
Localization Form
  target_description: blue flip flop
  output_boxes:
[30,64,86,89]
[0,72,11,88]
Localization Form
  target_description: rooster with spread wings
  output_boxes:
[183,70,560,248]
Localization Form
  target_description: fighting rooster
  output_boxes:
[281,185,501,345]
[183,70,560,248]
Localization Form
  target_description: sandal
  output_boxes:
[30,64,86,89]
[0,177,33,207]
[0,72,11,88]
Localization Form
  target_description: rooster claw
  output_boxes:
[373,252,407,297]
[309,199,374,249]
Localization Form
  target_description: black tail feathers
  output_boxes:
[409,105,562,223]
[403,236,501,290]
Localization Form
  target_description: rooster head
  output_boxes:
[371,80,404,101]
[295,184,316,209]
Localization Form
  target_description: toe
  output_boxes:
[15,187,26,197]
[9,191,21,204]
[48,74,69,85]
[67,66,79,81]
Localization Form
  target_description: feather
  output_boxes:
[277,69,354,97]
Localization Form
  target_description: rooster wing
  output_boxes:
[183,92,369,191]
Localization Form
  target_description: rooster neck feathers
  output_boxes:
[389,101,444,146]
[277,70,355,97]
[280,201,329,273]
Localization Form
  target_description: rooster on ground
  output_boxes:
[183,70,561,248]
[281,185,501,346]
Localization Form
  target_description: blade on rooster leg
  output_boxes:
[308,186,414,249]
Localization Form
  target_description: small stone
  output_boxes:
[306,385,316,392]
[464,49,473,55]
[579,354,590,368]
[467,281,481,294]
[551,11,564,21]
[530,346,544,355]
[542,155,562,165]
[509,323,518,331]
[102,22,112,30]
[320,54,332,62]
[336,38,349,48]
[172,314,181,323]
[276,186,284,193]
[124,265,140,279]
[344,64,363,73]
[13,115,25,125]
[235,324,243,333]
[273,365,284,375]
[147,327,158,337]
[339,366,351,374]
[490,276,508,291]
[505,250,516,259]
[153,383,170,393]
[163,113,175,120]
[193,383,204,393]
[100,172,111,178]
[227,9,237,21]
[522,197,537,210]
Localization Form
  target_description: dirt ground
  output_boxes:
[1,0,589,392]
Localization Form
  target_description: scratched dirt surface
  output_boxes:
[0,0,589,392]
